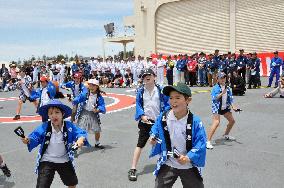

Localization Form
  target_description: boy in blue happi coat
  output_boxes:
[128,68,170,181]
[149,82,206,188]
[21,99,89,188]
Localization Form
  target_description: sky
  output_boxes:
[0,0,134,62]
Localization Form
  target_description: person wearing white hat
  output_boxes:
[76,79,106,149]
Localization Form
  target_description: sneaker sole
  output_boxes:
[128,177,137,181]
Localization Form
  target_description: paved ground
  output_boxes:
[0,78,283,188]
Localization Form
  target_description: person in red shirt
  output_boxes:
[187,55,198,86]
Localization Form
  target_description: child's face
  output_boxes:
[41,81,48,88]
[74,77,80,84]
[89,84,98,93]
[169,91,191,114]
[218,76,226,85]
[143,74,155,85]
[48,107,63,126]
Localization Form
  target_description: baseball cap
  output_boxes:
[40,76,49,82]
[163,82,192,97]
[140,68,155,78]
[217,72,226,79]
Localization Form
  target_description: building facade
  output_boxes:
[124,0,284,57]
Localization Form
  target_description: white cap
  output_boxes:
[88,79,99,86]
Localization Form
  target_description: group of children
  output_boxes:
[4,68,107,187]
[127,69,239,187]
[1,66,243,187]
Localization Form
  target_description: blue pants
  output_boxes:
[268,68,280,87]
[198,69,206,85]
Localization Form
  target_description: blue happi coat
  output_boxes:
[135,84,170,121]
[149,112,207,176]
[27,121,89,174]
[211,83,234,114]
[75,91,106,121]
[61,81,88,106]
[30,81,56,112]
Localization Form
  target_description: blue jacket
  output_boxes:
[149,112,206,176]
[250,58,261,74]
[75,92,106,120]
[270,57,283,70]
[61,81,88,106]
[30,81,56,110]
[135,85,170,121]
[27,121,89,174]
[227,58,237,73]
[236,55,248,68]
[211,83,234,114]
[176,59,187,71]
[218,60,228,73]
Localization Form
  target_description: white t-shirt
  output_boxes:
[40,87,50,107]
[41,125,69,163]
[165,110,193,169]
[221,85,227,110]
[74,84,80,97]
[143,86,160,121]
[85,93,97,111]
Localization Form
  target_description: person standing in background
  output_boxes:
[267,51,283,88]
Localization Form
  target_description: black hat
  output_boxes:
[140,68,155,78]
[163,82,192,97]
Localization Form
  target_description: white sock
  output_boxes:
[95,140,100,145]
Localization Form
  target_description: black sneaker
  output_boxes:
[95,143,105,149]
[13,115,20,120]
[128,169,137,181]
[1,164,11,177]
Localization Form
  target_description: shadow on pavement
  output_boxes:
[75,145,115,157]
[137,164,156,176]
[213,138,243,147]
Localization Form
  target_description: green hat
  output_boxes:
[163,82,192,97]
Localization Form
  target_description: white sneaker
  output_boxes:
[223,135,236,141]
[206,141,214,149]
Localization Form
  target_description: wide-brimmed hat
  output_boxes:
[88,79,99,86]
[163,82,192,97]
[38,99,72,120]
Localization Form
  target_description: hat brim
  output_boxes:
[38,103,72,120]
[142,73,154,78]
[163,85,191,97]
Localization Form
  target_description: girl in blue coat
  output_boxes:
[76,79,106,149]
[21,99,89,188]
[206,72,239,149]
